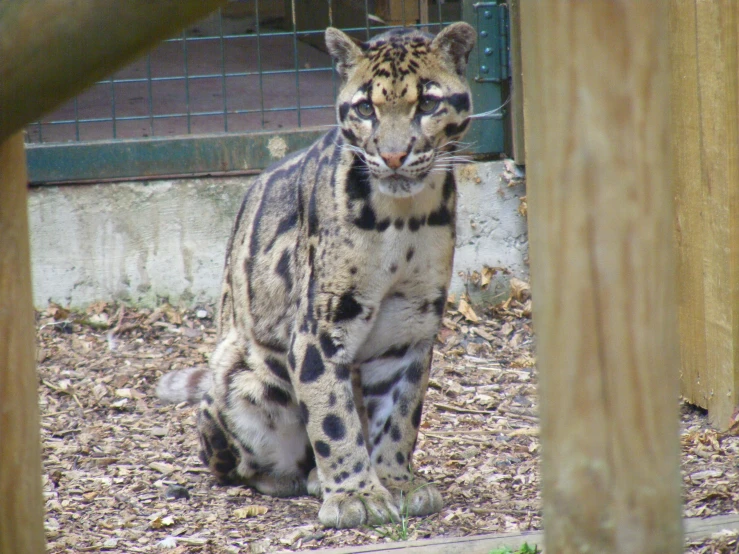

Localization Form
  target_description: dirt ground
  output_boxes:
[37,290,739,553]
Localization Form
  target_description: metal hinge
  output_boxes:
[473,2,510,84]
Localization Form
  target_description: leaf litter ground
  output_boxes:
[37,295,739,553]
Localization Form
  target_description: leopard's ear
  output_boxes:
[431,22,476,76]
[326,27,364,81]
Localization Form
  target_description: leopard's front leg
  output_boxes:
[361,346,442,517]
[291,325,399,528]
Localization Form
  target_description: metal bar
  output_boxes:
[182,30,192,133]
[73,97,80,141]
[110,77,117,138]
[218,9,228,132]
[291,0,302,127]
[256,0,266,128]
[146,53,154,136]
[26,128,327,183]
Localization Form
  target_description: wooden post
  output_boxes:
[520,2,682,553]
[0,0,228,143]
[0,134,45,554]
[672,2,739,430]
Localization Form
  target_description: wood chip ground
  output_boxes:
[36,296,739,553]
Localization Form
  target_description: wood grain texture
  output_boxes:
[673,1,739,429]
[0,134,45,554]
[520,2,682,553]
[0,0,227,142]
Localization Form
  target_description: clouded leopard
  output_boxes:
[157,22,475,528]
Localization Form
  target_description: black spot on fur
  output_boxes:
[334,292,362,322]
[323,414,346,441]
[276,249,293,291]
[376,218,391,232]
[329,392,337,407]
[405,359,424,383]
[357,431,365,447]
[342,128,357,143]
[214,461,235,475]
[411,401,423,428]
[300,344,325,383]
[396,451,405,465]
[445,119,470,138]
[315,441,331,458]
[406,248,415,262]
[408,216,425,231]
[367,400,378,421]
[265,357,290,382]
[297,444,316,475]
[427,205,452,226]
[383,417,392,434]
[354,203,377,230]
[363,369,404,397]
[339,102,351,121]
[319,331,339,358]
[390,263,398,273]
[335,364,351,381]
[265,212,298,253]
[264,384,292,406]
[448,93,471,113]
[300,401,310,424]
[443,171,455,201]
[394,218,404,230]
[208,424,229,451]
[433,288,447,316]
[308,187,320,237]
[353,461,364,474]
[391,425,402,442]
[346,157,371,200]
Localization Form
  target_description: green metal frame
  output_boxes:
[463,0,510,156]
[26,128,325,184]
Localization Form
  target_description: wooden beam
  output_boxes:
[672,1,739,430]
[300,514,739,554]
[0,133,45,554]
[508,0,525,166]
[520,2,682,553]
[0,0,227,143]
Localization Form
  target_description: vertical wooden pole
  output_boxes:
[520,2,682,553]
[508,0,525,166]
[672,2,739,430]
[0,133,46,554]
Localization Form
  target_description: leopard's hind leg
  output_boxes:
[198,329,315,497]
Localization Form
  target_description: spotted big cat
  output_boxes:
[157,22,475,528]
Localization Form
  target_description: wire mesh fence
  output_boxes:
[27,0,461,144]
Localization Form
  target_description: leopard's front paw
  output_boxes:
[389,478,443,517]
[318,488,400,529]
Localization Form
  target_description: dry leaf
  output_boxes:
[509,278,531,302]
[457,297,480,323]
[233,505,269,519]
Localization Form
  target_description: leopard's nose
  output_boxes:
[380,152,408,170]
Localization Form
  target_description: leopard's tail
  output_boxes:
[156,367,213,404]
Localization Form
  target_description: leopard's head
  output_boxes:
[326,23,476,198]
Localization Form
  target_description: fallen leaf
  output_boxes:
[233,505,269,519]
[458,297,480,323]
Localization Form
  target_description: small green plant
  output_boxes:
[489,543,541,554]
[372,490,410,541]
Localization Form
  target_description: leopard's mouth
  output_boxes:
[376,174,425,198]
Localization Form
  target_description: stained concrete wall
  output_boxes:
[28,161,528,308]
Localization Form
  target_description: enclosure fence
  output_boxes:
[25,0,511,183]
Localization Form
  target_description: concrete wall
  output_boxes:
[28,161,528,308]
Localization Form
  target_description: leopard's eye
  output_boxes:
[418,97,440,114]
[355,101,374,118]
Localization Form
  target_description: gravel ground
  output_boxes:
[36,290,739,553]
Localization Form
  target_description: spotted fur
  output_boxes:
[156,23,475,529]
